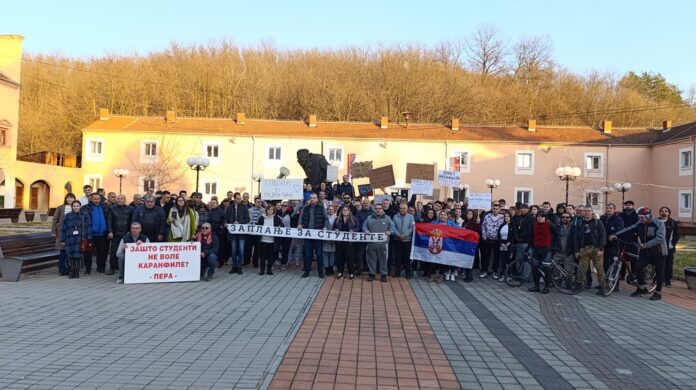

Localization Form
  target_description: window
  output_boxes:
[680,147,693,176]
[205,144,219,158]
[515,187,533,204]
[267,146,282,161]
[453,149,472,173]
[515,151,534,175]
[679,190,693,218]
[327,147,343,166]
[85,138,104,162]
[204,181,218,196]
[140,177,157,193]
[85,175,102,190]
[585,190,602,212]
[140,140,159,163]
[584,153,605,178]
[0,128,6,146]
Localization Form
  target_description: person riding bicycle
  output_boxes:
[573,205,608,295]
[610,207,667,301]
[528,212,560,294]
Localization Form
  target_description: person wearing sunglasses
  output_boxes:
[192,222,219,281]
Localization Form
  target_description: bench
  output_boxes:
[0,208,22,223]
[0,232,59,282]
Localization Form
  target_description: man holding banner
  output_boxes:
[298,193,329,278]
[392,203,415,278]
[363,204,393,282]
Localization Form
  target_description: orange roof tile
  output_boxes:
[83,115,666,145]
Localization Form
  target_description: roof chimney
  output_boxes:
[451,118,460,131]
[527,119,537,132]
[98,108,110,120]
[307,115,317,128]
[380,116,389,129]
[235,113,246,124]
[602,120,612,134]
[165,110,176,123]
[662,120,672,130]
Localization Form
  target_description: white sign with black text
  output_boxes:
[124,242,201,284]
[411,179,434,196]
[261,179,303,200]
[438,170,461,187]
[467,192,492,211]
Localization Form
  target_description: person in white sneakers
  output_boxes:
[480,203,505,279]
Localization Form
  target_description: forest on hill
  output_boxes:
[17,26,696,155]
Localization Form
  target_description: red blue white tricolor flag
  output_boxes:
[411,223,480,269]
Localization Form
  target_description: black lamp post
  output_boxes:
[555,166,582,206]
[113,169,129,194]
[187,156,210,193]
[613,182,632,205]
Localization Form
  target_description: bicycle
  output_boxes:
[604,240,657,296]
[505,253,583,295]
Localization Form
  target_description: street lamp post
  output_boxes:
[600,186,614,206]
[485,179,500,199]
[252,173,265,198]
[555,166,582,206]
[113,169,129,194]
[186,156,210,193]
[613,182,632,205]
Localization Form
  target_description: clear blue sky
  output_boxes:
[4,0,695,92]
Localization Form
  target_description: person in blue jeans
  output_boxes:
[193,222,219,281]
[52,192,76,276]
[225,192,250,275]
[298,193,328,278]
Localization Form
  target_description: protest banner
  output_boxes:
[411,179,434,196]
[358,184,374,197]
[411,223,480,269]
[438,170,461,187]
[261,179,303,200]
[374,194,393,204]
[406,163,435,183]
[327,165,339,182]
[369,165,396,188]
[468,192,492,210]
[226,224,388,242]
[124,242,201,284]
[351,161,373,178]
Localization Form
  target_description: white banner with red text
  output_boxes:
[124,242,201,284]
[226,223,388,243]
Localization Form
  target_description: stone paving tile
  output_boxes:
[268,277,461,390]
[0,266,321,389]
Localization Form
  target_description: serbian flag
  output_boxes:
[411,223,480,269]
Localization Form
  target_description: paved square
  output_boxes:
[0,268,321,389]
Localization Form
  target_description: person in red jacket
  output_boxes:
[528,212,560,294]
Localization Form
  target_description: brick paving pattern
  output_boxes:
[268,277,460,390]
[0,269,322,389]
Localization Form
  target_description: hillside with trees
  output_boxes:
[17,26,695,156]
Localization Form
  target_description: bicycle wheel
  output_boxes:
[644,263,657,293]
[551,261,584,295]
[505,259,529,287]
[603,260,622,296]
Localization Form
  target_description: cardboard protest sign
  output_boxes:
[327,165,339,182]
[411,179,434,196]
[468,192,492,211]
[406,163,435,183]
[438,170,461,187]
[351,161,373,179]
[368,165,395,189]
[261,179,303,200]
[358,184,374,197]
[124,242,201,284]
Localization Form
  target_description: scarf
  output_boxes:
[194,231,213,245]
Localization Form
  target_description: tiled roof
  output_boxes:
[652,121,696,144]
[84,115,671,146]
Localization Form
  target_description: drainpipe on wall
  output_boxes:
[251,136,256,196]
[605,145,610,187]
[444,140,449,200]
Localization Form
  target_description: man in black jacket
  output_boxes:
[107,194,134,275]
[298,193,328,278]
[132,196,166,243]
[225,192,250,274]
[512,204,534,280]
[659,206,679,287]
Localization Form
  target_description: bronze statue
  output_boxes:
[297,149,328,188]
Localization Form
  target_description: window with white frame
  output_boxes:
[584,153,604,178]
[679,147,693,176]
[679,190,693,218]
[453,149,472,173]
[141,177,157,193]
[140,140,159,163]
[204,143,220,159]
[515,151,534,175]
[267,145,282,162]
[585,190,602,212]
[85,138,104,162]
[326,146,344,166]
[84,175,102,191]
[515,187,533,204]
[204,181,218,196]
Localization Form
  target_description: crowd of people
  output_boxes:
[51,174,679,301]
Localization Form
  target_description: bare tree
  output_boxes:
[129,135,187,191]
[465,24,508,79]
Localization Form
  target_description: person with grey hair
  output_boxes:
[132,195,166,242]
[115,222,149,283]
